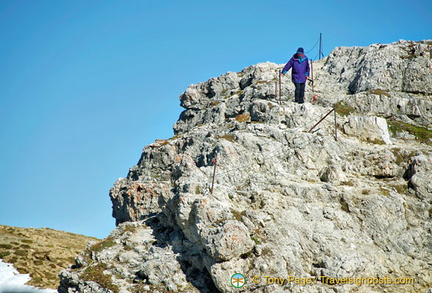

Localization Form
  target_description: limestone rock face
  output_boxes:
[343,116,392,144]
[60,40,432,293]
[319,40,432,95]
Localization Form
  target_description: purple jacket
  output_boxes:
[282,54,310,83]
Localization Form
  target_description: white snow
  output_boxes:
[0,259,57,293]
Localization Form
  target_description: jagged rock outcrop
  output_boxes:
[59,40,432,293]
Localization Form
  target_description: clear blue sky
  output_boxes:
[0,0,430,239]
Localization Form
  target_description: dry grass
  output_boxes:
[0,225,98,289]
[80,263,119,293]
[369,89,391,97]
[334,101,356,116]
[235,113,251,123]
[218,134,236,142]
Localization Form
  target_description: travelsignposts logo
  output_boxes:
[230,273,246,288]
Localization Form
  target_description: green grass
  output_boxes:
[369,89,391,97]
[388,119,432,145]
[364,138,386,145]
[0,251,11,258]
[250,236,261,245]
[81,263,119,293]
[390,148,418,165]
[89,238,116,253]
[389,183,408,195]
[380,188,391,196]
[334,101,356,116]
[0,244,13,249]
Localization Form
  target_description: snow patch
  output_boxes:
[0,260,57,293]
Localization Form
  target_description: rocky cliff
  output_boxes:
[59,40,432,293]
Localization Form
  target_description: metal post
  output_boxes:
[310,59,313,80]
[319,33,324,59]
[278,73,282,105]
[310,59,317,103]
[210,155,217,194]
[334,107,338,141]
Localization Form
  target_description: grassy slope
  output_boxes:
[0,225,99,289]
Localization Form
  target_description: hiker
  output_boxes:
[280,47,310,104]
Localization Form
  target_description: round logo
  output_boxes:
[231,273,246,288]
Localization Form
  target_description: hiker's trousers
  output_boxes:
[294,82,306,104]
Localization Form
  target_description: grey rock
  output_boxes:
[60,40,432,293]
[343,115,392,144]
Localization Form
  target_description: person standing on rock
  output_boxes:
[280,47,310,104]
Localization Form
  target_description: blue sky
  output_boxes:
[0,0,431,239]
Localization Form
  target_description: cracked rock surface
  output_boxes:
[59,40,432,293]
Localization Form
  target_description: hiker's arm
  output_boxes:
[305,60,310,79]
[281,59,293,75]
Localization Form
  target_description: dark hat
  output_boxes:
[297,47,304,54]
